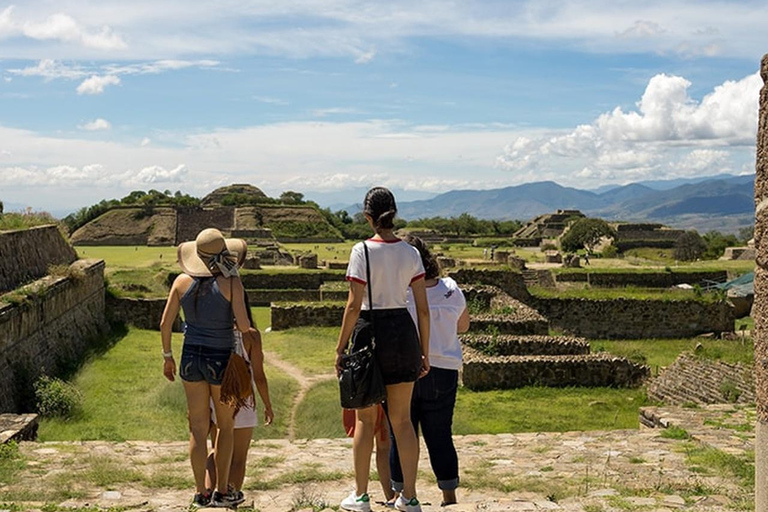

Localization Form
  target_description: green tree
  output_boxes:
[738,226,754,244]
[674,230,707,261]
[702,230,739,260]
[279,191,305,205]
[560,218,616,252]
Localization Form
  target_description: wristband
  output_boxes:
[162,351,174,359]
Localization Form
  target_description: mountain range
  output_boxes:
[394,174,755,234]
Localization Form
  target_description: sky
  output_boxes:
[0,0,766,214]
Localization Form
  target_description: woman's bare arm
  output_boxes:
[160,275,187,381]
[410,277,431,376]
[457,306,470,334]
[230,277,251,332]
[245,330,273,425]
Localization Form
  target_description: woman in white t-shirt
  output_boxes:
[392,235,469,506]
[335,187,430,512]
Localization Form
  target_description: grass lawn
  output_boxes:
[530,285,719,302]
[262,326,337,375]
[76,246,179,269]
[294,380,346,439]
[281,242,355,264]
[454,386,649,434]
[591,337,754,373]
[39,327,298,442]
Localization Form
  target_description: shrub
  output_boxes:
[674,231,706,261]
[540,243,557,252]
[601,245,618,258]
[560,218,616,253]
[34,375,82,419]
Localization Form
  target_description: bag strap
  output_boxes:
[363,242,375,348]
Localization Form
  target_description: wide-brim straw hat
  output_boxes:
[177,228,247,277]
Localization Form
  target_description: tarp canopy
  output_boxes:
[715,271,754,297]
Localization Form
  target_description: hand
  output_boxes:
[163,357,176,382]
[418,355,430,379]
[335,352,345,377]
[247,327,262,342]
[264,407,274,426]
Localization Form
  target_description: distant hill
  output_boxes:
[396,174,755,234]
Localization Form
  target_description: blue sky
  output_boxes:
[0,1,765,214]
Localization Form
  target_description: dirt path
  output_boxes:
[263,350,336,441]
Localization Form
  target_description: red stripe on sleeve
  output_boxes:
[346,276,367,285]
[410,272,425,283]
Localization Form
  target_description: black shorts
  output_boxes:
[352,309,422,386]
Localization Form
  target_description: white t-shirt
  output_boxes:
[346,239,425,310]
[407,277,466,370]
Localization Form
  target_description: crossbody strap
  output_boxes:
[363,242,375,347]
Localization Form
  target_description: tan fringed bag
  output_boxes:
[220,331,254,416]
[219,280,255,416]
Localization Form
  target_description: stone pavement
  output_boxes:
[1,406,755,512]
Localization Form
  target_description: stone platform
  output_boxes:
[1,406,755,511]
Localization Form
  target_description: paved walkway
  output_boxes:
[2,405,755,512]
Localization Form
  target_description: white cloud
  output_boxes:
[140,137,151,147]
[8,59,86,80]
[497,72,761,186]
[354,50,376,64]
[76,74,120,95]
[0,7,126,50]
[618,20,666,39]
[0,1,765,60]
[253,96,289,105]
[312,107,361,117]
[103,59,220,76]
[129,164,187,185]
[79,118,111,131]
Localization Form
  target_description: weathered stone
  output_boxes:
[0,225,77,293]
[555,270,727,288]
[648,354,755,406]
[533,297,734,339]
[0,413,38,442]
[0,259,108,413]
[270,302,344,331]
[447,269,530,303]
[107,296,182,332]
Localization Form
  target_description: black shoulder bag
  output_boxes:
[338,242,387,409]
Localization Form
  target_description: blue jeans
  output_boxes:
[389,367,460,491]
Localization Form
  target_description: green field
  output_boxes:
[44,244,756,442]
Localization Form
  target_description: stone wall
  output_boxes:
[0,259,108,412]
[533,297,734,339]
[176,207,235,244]
[647,354,755,406]
[270,302,345,330]
[106,296,182,332]
[168,271,347,290]
[246,289,322,306]
[554,270,727,288]
[462,347,649,391]
[447,268,531,303]
[460,334,590,356]
[0,226,77,293]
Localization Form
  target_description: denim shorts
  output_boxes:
[179,344,231,385]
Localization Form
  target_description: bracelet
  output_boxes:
[162,351,174,359]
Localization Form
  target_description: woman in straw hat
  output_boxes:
[160,228,252,508]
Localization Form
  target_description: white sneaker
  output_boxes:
[395,494,422,512]
[340,491,371,512]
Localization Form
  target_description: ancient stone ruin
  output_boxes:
[512,209,585,246]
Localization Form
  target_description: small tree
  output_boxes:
[560,218,616,253]
[674,230,706,261]
[0,200,4,215]
[279,191,305,205]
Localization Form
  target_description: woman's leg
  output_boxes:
[230,428,254,491]
[375,415,395,501]
[183,380,212,493]
[205,423,218,492]
[386,382,419,499]
[210,385,237,494]
[353,405,379,495]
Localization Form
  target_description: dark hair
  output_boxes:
[403,234,440,280]
[364,187,397,230]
